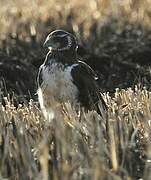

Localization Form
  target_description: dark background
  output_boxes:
[1,0,151,101]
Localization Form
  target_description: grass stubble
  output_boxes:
[1,0,151,42]
[0,87,151,180]
[1,0,151,179]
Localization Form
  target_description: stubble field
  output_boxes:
[1,0,151,179]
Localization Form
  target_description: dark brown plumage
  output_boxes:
[37,30,107,119]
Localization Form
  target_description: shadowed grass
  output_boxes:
[0,87,151,179]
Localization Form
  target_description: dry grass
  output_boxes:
[1,0,151,179]
[1,0,151,41]
[0,87,151,179]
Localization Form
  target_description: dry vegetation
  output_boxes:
[0,87,151,179]
[1,0,151,41]
[1,0,151,179]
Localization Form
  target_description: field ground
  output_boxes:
[1,0,151,179]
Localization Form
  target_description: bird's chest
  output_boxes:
[38,63,78,109]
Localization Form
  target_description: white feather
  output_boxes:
[37,63,79,120]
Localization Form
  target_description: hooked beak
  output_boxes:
[43,37,60,51]
[43,37,52,48]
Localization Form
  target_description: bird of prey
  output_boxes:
[37,30,107,120]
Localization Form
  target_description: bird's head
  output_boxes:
[43,30,78,53]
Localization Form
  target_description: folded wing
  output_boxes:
[71,61,107,117]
